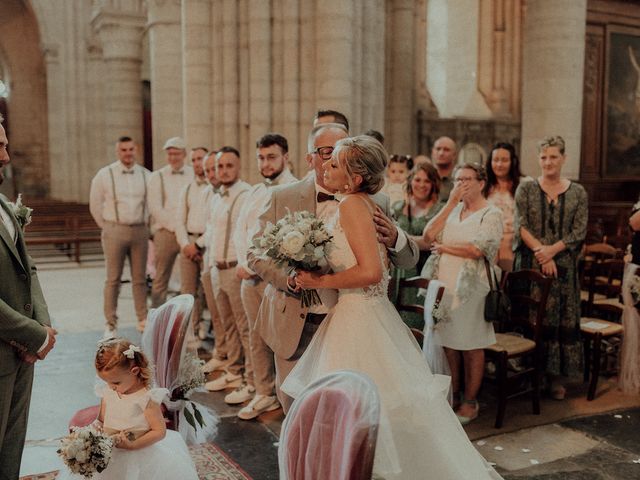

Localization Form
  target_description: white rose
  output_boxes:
[75,450,88,463]
[314,230,329,243]
[313,246,325,260]
[281,231,305,256]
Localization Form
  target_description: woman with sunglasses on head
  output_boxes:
[513,136,588,400]
[391,162,445,328]
[484,142,530,272]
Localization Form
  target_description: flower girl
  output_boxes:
[60,338,198,479]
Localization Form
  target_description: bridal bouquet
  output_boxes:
[172,352,208,432]
[254,209,333,307]
[8,193,32,229]
[58,425,114,478]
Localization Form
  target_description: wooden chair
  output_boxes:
[484,269,552,428]
[580,302,624,401]
[279,371,380,480]
[582,257,625,316]
[394,276,430,317]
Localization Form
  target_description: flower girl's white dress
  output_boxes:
[61,386,198,479]
[281,207,503,479]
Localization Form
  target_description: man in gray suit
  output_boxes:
[0,114,57,479]
[248,123,418,412]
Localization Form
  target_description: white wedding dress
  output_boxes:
[282,207,502,479]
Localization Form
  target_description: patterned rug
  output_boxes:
[19,442,252,480]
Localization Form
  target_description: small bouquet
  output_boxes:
[8,193,32,229]
[254,209,333,307]
[58,425,114,478]
[172,352,207,432]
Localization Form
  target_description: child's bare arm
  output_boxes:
[114,401,166,450]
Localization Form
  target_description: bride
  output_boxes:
[283,135,502,479]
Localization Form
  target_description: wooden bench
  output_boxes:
[22,200,102,263]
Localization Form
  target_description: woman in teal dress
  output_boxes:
[391,162,445,328]
[513,136,588,400]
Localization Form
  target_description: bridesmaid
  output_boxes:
[513,135,588,400]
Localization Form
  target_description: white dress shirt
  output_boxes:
[147,164,194,233]
[89,161,150,228]
[175,177,209,249]
[208,180,251,266]
[0,203,16,242]
[233,169,298,274]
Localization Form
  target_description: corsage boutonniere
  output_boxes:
[9,194,33,229]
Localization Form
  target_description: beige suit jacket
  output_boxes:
[247,176,419,360]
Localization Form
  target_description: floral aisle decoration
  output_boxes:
[172,352,208,433]
[254,209,333,307]
[57,424,114,478]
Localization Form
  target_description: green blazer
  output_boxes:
[0,196,50,375]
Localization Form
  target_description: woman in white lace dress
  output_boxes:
[286,136,502,480]
[422,162,503,424]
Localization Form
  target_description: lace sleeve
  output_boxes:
[473,207,503,262]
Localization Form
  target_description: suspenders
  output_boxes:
[108,166,147,225]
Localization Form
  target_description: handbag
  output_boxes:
[483,258,511,323]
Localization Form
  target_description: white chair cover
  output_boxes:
[620,262,640,394]
[279,370,380,480]
[141,294,219,444]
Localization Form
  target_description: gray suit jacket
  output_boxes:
[0,196,50,375]
[247,176,418,360]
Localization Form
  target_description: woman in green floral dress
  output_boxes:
[513,136,588,399]
[391,162,444,328]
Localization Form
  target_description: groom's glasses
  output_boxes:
[312,146,334,160]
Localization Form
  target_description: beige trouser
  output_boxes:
[201,267,231,360]
[101,222,149,328]
[179,236,205,333]
[240,278,275,396]
[274,315,324,413]
[151,228,180,307]
[211,266,253,384]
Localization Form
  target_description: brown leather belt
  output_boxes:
[215,260,238,270]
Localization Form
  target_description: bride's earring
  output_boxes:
[343,184,350,193]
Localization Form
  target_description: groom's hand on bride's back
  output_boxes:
[36,326,58,360]
[373,207,398,249]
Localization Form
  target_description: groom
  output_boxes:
[0,114,57,479]
[248,123,418,411]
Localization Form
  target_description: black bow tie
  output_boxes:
[171,170,184,175]
[122,170,134,175]
[317,192,336,203]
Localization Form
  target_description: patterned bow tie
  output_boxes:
[122,170,134,175]
[317,192,336,203]
[171,170,184,175]
[219,190,230,198]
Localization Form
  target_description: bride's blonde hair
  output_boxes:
[333,135,387,194]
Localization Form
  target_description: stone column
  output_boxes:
[426,0,492,118]
[91,1,146,161]
[520,0,586,179]
[146,0,183,168]
[248,0,272,164]
[181,0,211,149]
[386,0,415,155]
[315,0,355,121]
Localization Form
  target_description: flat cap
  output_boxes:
[163,136,186,150]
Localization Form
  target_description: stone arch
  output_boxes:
[0,0,49,198]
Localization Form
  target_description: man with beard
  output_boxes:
[0,113,57,478]
[204,147,252,393]
[175,147,209,339]
[229,134,297,418]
